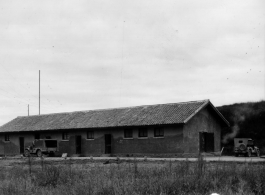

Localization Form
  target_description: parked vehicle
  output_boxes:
[24,139,58,157]
[234,138,260,157]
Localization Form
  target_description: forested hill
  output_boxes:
[217,100,265,152]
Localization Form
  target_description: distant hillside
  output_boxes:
[217,100,265,153]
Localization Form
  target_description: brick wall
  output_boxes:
[0,125,184,157]
[112,126,183,155]
[0,132,34,156]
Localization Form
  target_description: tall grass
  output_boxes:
[0,157,264,195]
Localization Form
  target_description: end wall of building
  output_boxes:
[183,105,222,154]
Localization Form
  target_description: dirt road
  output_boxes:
[52,156,265,162]
[81,156,265,162]
[1,155,264,167]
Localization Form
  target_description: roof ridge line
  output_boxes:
[16,99,209,118]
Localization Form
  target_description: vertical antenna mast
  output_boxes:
[39,70,40,115]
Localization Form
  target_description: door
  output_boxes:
[19,137,24,154]
[199,132,214,152]
[205,133,214,152]
[105,134,112,154]
[199,132,205,152]
[76,135,81,154]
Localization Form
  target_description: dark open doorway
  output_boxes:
[199,132,214,152]
[34,133,40,140]
[76,135,81,154]
[105,134,112,154]
[205,133,214,152]
[19,137,24,154]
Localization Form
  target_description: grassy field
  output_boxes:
[0,156,264,195]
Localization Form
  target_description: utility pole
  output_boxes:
[39,70,40,115]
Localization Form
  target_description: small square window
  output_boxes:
[124,129,133,138]
[4,134,10,141]
[154,128,164,137]
[62,132,69,140]
[87,131,94,139]
[138,128,148,138]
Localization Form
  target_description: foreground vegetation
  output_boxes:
[0,157,265,195]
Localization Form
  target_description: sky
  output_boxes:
[0,0,264,126]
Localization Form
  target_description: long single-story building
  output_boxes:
[0,99,229,157]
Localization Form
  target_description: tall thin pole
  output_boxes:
[39,70,40,115]
[28,104,29,116]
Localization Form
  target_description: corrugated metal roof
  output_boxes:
[0,99,226,133]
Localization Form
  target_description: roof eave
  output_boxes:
[208,101,230,127]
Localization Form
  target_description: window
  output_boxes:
[154,128,164,137]
[124,129,133,138]
[248,140,254,145]
[62,132,69,140]
[138,128,148,138]
[87,131,94,139]
[4,134,10,141]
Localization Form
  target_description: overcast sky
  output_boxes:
[0,0,264,126]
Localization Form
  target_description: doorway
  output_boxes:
[199,132,214,152]
[105,134,112,154]
[19,137,24,154]
[205,133,214,152]
[76,135,81,154]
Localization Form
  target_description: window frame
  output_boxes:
[62,132,69,141]
[124,129,133,139]
[4,134,10,142]
[87,131,94,140]
[138,128,148,138]
[154,128,164,138]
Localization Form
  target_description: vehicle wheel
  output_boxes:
[256,150,260,157]
[247,150,251,157]
[239,144,246,151]
[24,150,30,157]
[36,150,42,157]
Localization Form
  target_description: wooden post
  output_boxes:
[39,70,40,115]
